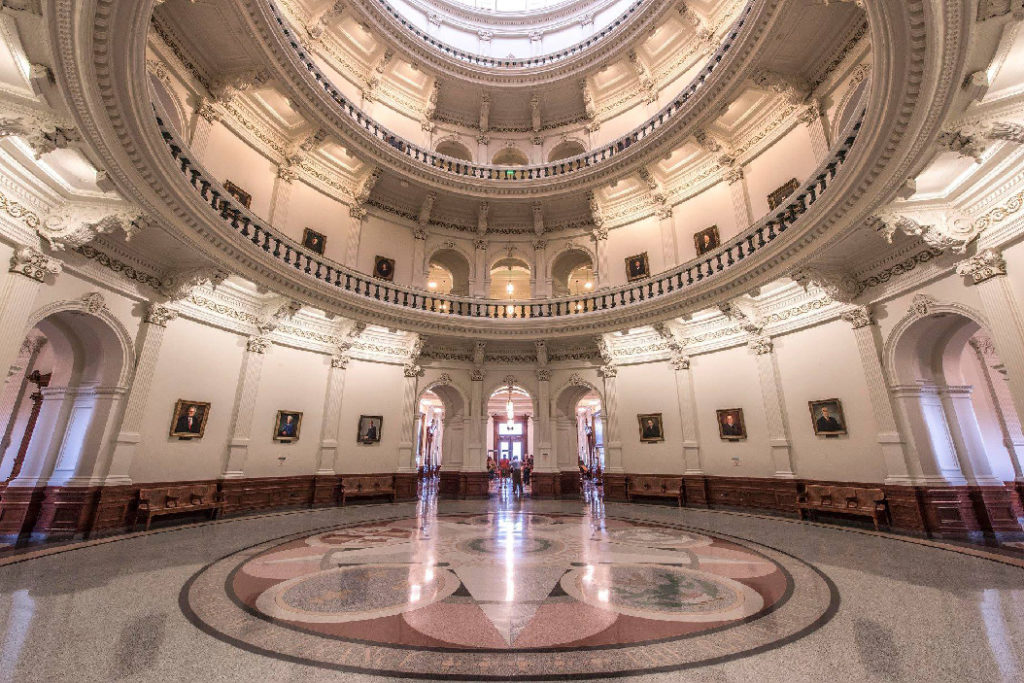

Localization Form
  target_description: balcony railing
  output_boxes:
[266,0,756,183]
[369,0,648,70]
[155,104,864,322]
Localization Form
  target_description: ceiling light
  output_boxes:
[506,280,514,295]
[428,281,437,289]
[584,281,593,289]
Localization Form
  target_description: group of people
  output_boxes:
[487,454,534,496]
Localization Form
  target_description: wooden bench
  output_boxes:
[627,475,684,506]
[797,485,888,530]
[134,484,223,531]
[340,475,396,506]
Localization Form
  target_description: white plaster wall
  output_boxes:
[201,122,279,222]
[242,344,329,478]
[690,346,775,477]
[131,318,245,483]
[282,181,350,261]
[357,216,417,286]
[673,182,738,259]
[615,361,685,473]
[773,320,885,483]
[743,125,817,219]
[605,216,663,285]
[335,359,407,473]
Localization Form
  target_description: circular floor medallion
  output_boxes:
[182,512,837,680]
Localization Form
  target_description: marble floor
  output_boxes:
[0,492,1022,681]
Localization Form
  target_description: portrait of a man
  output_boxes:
[169,400,211,439]
[809,399,847,436]
[358,415,383,444]
[637,413,665,443]
[374,256,396,281]
[274,410,303,442]
[694,225,721,256]
[625,252,650,282]
[716,408,746,441]
[302,228,326,255]
[223,180,252,209]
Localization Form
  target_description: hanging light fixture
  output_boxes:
[506,383,515,427]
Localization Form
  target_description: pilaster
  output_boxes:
[725,168,754,228]
[670,355,702,474]
[104,304,177,485]
[0,248,61,396]
[748,337,794,478]
[221,336,271,478]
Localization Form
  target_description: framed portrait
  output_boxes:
[223,180,252,209]
[637,413,665,443]
[358,415,383,444]
[694,225,721,256]
[809,398,847,436]
[373,256,396,281]
[302,228,326,255]
[273,410,303,442]
[767,178,799,211]
[716,408,746,441]
[169,399,211,439]
[625,252,650,282]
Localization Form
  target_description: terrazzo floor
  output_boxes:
[0,489,1022,682]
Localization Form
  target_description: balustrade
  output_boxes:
[156,104,863,322]
[266,0,756,183]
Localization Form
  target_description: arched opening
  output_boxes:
[416,390,445,475]
[436,140,474,162]
[550,249,595,297]
[415,382,467,494]
[489,257,531,300]
[554,382,604,484]
[491,147,529,166]
[547,140,586,163]
[486,384,534,496]
[888,309,1024,525]
[0,305,130,538]
[427,248,471,296]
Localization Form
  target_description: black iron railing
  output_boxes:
[156,105,864,321]
[370,0,648,69]
[266,0,756,182]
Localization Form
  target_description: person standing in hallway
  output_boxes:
[510,457,524,497]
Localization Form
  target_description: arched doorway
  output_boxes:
[574,391,604,478]
[486,383,534,496]
[436,139,474,162]
[547,140,586,163]
[886,300,1024,535]
[553,379,604,496]
[0,299,132,539]
[416,381,467,499]
[417,390,445,476]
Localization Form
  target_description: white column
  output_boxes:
[534,240,551,298]
[470,241,487,298]
[268,169,296,226]
[397,364,422,473]
[344,212,364,268]
[890,383,968,485]
[592,233,609,289]
[189,103,219,161]
[800,104,831,163]
[969,336,1024,481]
[658,210,677,265]
[599,365,622,472]
[671,355,702,474]
[49,385,128,486]
[412,231,427,289]
[725,168,754,227]
[104,304,178,485]
[221,336,271,478]
[535,369,555,472]
[318,354,349,475]
[0,248,61,392]
[956,251,1024,456]
[466,373,484,470]
[554,416,573,470]
[749,337,795,478]
[938,384,1004,486]
[841,307,916,484]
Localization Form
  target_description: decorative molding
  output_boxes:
[955,248,1007,284]
[9,246,62,282]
